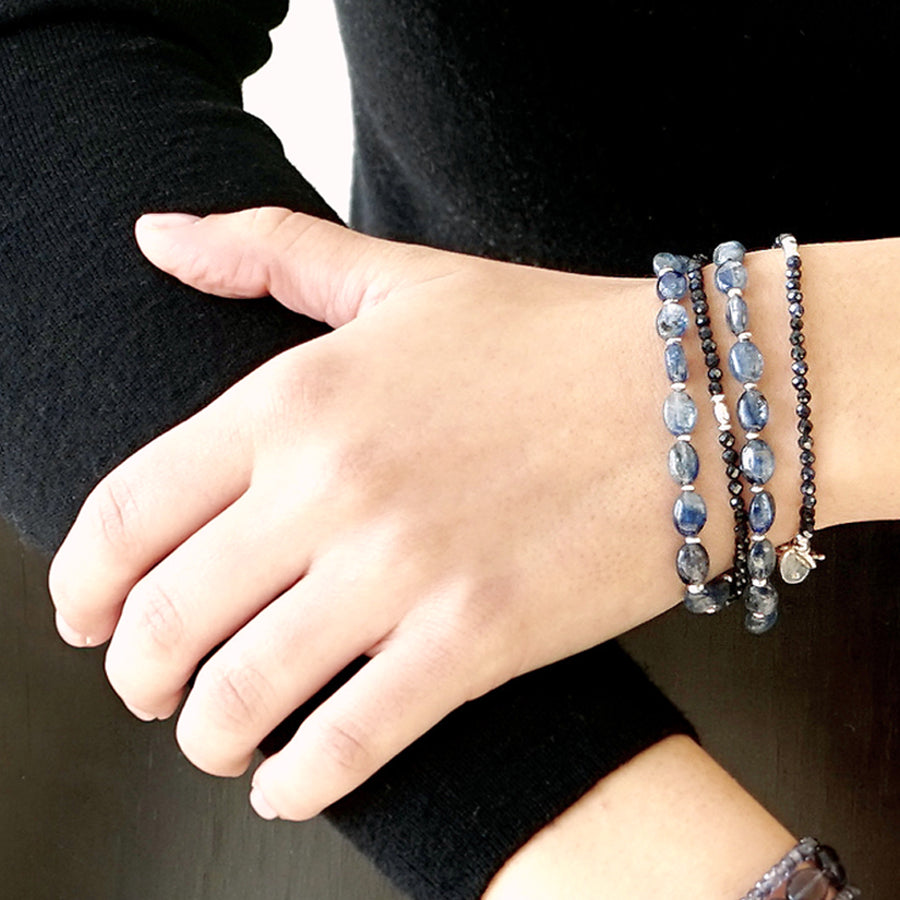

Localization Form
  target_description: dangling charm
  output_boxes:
[777,534,825,585]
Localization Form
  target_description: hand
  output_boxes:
[48,208,727,821]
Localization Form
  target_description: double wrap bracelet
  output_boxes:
[652,234,823,633]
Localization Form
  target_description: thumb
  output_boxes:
[134,206,442,327]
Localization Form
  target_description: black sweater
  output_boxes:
[0,1,895,898]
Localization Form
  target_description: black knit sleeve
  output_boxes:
[0,6,696,898]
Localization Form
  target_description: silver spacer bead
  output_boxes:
[713,398,732,427]
[671,382,686,392]
[746,430,760,440]
[751,577,768,588]
[750,533,766,542]
[750,484,764,493]
[685,536,702,544]
[727,287,743,299]
[738,331,753,342]
[744,382,758,391]
[676,433,693,442]
[686,583,705,594]
[658,265,675,276]
[775,233,798,258]
[665,336,683,346]
[681,483,696,491]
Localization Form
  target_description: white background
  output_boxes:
[243,0,354,221]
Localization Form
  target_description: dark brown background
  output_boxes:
[1,515,896,900]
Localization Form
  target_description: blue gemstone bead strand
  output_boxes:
[653,253,722,615]
[686,256,749,605]
[712,240,779,634]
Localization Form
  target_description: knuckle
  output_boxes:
[193,660,273,733]
[126,578,185,657]
[86,471,143,554]
[308,714,373,777]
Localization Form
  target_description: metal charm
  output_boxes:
[777,534,825,585]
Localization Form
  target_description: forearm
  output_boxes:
[483,735,795,899]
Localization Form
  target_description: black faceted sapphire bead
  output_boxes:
[800,449,816,465]
[719,432,735,448]
[792,374,808,389]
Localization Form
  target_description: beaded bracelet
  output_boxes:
[739,837,861,900]
[653,253,722,611]
[773,233,825,585]
[712,241,780,635]
[686,255,749,606]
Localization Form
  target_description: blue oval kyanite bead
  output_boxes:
[729,340,764,383]
[656,303,688,339]
[748,490,776,532]
[676,542,709,585]
[683,579,730,615]
[673,491,707,536]
[664,342,688,383]
[712,240,746,266]
[748,538,776,580]
[667,441,699,485]
[663,391,698,436]
[715,259,748,293]
[652,252,689,276]
[741,438,776,485]
[725,296,748,335]
[737,387,769,432]
[656,270,688,301]
[745,606,779,635]
[746,582,779,617]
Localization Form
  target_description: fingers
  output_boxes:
[48,379,256,646]
[102,486,317,723]
[134,207,456,327]
[174,560,397,778]
[247,623,475,820]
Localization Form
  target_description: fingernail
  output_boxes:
[138,212,201,230]
[55,610,90,647]
[249,786,279,821]
[124,702,156,722]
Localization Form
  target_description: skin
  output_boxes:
[483,735,797,899]
[48,209,898,846]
